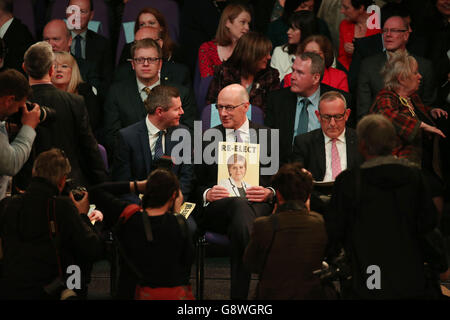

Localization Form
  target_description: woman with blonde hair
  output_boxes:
[198,3,252,78]
[51,51,101,132]
[370,50,448,215]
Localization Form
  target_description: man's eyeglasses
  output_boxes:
[382,28,408,34]
[131,57,161,64]
[215,102,247,112]
[319,112,346,122]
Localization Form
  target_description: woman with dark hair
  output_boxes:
[134,7,177,61]
[243,162,329,299]
[270,10,318,81]
[198,3,251,78]
[283,35,349,91]
[267,0,331,48]
[206,32,280,112]
[88,168,194,300]
[338,0,381,71]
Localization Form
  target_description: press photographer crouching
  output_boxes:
[0,149,104,299]
[88,168,194,300]
[0,69,41,200]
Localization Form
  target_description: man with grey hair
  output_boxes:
[357,15,435,120]
[266,52,352,164]
[112,85,193,205]
[15,41,107,191]
[326,114,448,299]
[0,148,104,299]
[292,91,360,182]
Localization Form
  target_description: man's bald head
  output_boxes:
[135,26,161,41]
[217,84,250,129]
[218,84,250,104]
[43,19,72,52]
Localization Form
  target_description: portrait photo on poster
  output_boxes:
[217,142,260,197]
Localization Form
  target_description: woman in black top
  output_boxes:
[89,169,194,299]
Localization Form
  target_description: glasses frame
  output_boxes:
[319,111,347,122]
[381,28,408,34]
[130,57,162,65]
[215,102,247,112]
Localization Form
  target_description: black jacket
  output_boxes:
[326,156,439,299]
[0,177,103,299]
[16,84,107,190]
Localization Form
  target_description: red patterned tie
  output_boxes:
[331,138,342,180]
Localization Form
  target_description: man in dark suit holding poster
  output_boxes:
[196,83,278,300]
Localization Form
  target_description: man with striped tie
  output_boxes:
[112,85,193,205]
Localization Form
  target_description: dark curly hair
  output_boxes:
[271,162,313,203]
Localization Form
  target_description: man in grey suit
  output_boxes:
[292,91,360,183]
[357,15,436,120]
[103,38,196,157]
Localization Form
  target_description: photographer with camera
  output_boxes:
[0,148,104,299]
[0,69,41,200]
[15,41,107,192]
[88,169,194,299]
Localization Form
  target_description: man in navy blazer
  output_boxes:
[265,52,352,165]
[112,85,193,204]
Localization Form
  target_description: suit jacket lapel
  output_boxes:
[286,91,298,143]
[315,130,326,179]
[138,119,152,173]
[128,79,146,121]
[345,129,357,169]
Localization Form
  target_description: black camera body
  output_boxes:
[71,186,87,201]
[6,101,56,125]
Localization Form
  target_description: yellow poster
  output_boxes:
[217,142,260,197]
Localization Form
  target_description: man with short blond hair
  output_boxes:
[104,38,196,156]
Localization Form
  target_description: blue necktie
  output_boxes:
[154,131,164,160]
[297,98,309,136]
[74,35,82,59]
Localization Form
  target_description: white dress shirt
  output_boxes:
[322,129,347,182]
[225,118,250,143]
[0,17,13,38]
[137,78,160,102]
[145,116,165,158]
